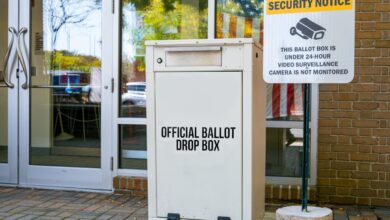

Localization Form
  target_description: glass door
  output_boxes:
[16,0,113,190]
[0,0,19,185]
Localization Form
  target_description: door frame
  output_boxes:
[14,0,114,190]
[0,0,19,185]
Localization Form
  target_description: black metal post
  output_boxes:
[302,83,311,212]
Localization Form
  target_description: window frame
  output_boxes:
[113,0,318,186]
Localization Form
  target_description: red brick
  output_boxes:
[352,137,378,145]
[376,40,390,48]
[353,102,379,110]
[332,128,358,136]
[355,49,381,57]
[319,153,338,160]
[320,102,338,109]
[334,93,359,101]
[356,4,375,12]
[320,84,338,92]
[351,171,378,179]
[332,111,360,119]
[320,93,333,101]
[359,129,373,136]
[353,120,380,128]
[374,112,390,119]
[372,164,390,172]
[376,4,390,12]
[358,145,372,153]
[351,153,378,162]
[337,171,350,178]
[329,196,356,204]
[318,161,331,169]
[319,119,338,127]
[373,129,390,137]
[331,145,358,152]
[373,146,390,154]
[371,181,390,189]
[376,22,390,30]
[356,13,381,21]
[374,58,390,66]
[330,179,357,187]
[356,31,382,39]
[331,162,357,170]
[120,177,127,190]
[351,189,377,197]
[113,177,119,189]
[371,199,390,206]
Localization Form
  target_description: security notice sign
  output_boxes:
[263,0,355,83]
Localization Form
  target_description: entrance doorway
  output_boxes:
[0,0,112,190]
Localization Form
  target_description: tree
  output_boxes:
[44,0,101,69]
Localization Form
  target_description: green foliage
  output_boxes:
[46,50,101,72]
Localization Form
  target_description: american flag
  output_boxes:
[216,1,303,119]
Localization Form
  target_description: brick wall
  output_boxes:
[113,176,317,203]
[317,0,390,206]
[113,176,148,197]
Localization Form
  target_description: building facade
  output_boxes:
[0,0,389,207]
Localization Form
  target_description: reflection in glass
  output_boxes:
[30,0,102,168]
[266,84,304,121]
[0,87,7,163]
[266,128,307,177]
[0,0,8,163]
[119,125,147,170]
[120,0,208,117]
[216,0,263,44]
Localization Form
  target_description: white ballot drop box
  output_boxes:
[146,39,266,220]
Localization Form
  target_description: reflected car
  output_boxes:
[121,82,146,107]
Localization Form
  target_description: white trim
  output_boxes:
[116,118,146,125]
[117,169,147,178]
[16,184,113,194]
[112,0,120,178]
[208,0,215,39]
[267,121,303,128]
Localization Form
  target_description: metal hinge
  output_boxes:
[112,0,115,14]
[110,157,114,171]
[111,77,114,93]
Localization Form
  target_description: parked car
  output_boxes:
[121,82,146,107]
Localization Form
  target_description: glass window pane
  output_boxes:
[0,87,7,164]
[216,0,264,44]
[266,84,304,121]
[0,0,8,164]
[119,0,208,118]
[216,0,304,121]
[119,125,147,170]
[266,128,305,177]
[30,0,102,168]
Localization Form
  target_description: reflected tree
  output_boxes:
[44,0,101,69]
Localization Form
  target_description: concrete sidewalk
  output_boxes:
[1,186,390,220]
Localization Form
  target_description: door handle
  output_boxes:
[1,27,17,88]
[17,27,28,90]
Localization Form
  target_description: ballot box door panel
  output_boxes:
[155,71,243,220]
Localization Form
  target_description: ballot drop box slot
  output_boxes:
[146,39,266,220]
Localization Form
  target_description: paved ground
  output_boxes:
[2,186,390,220]
[0,187,148,220]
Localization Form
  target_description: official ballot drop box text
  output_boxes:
[146,39,266,220]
